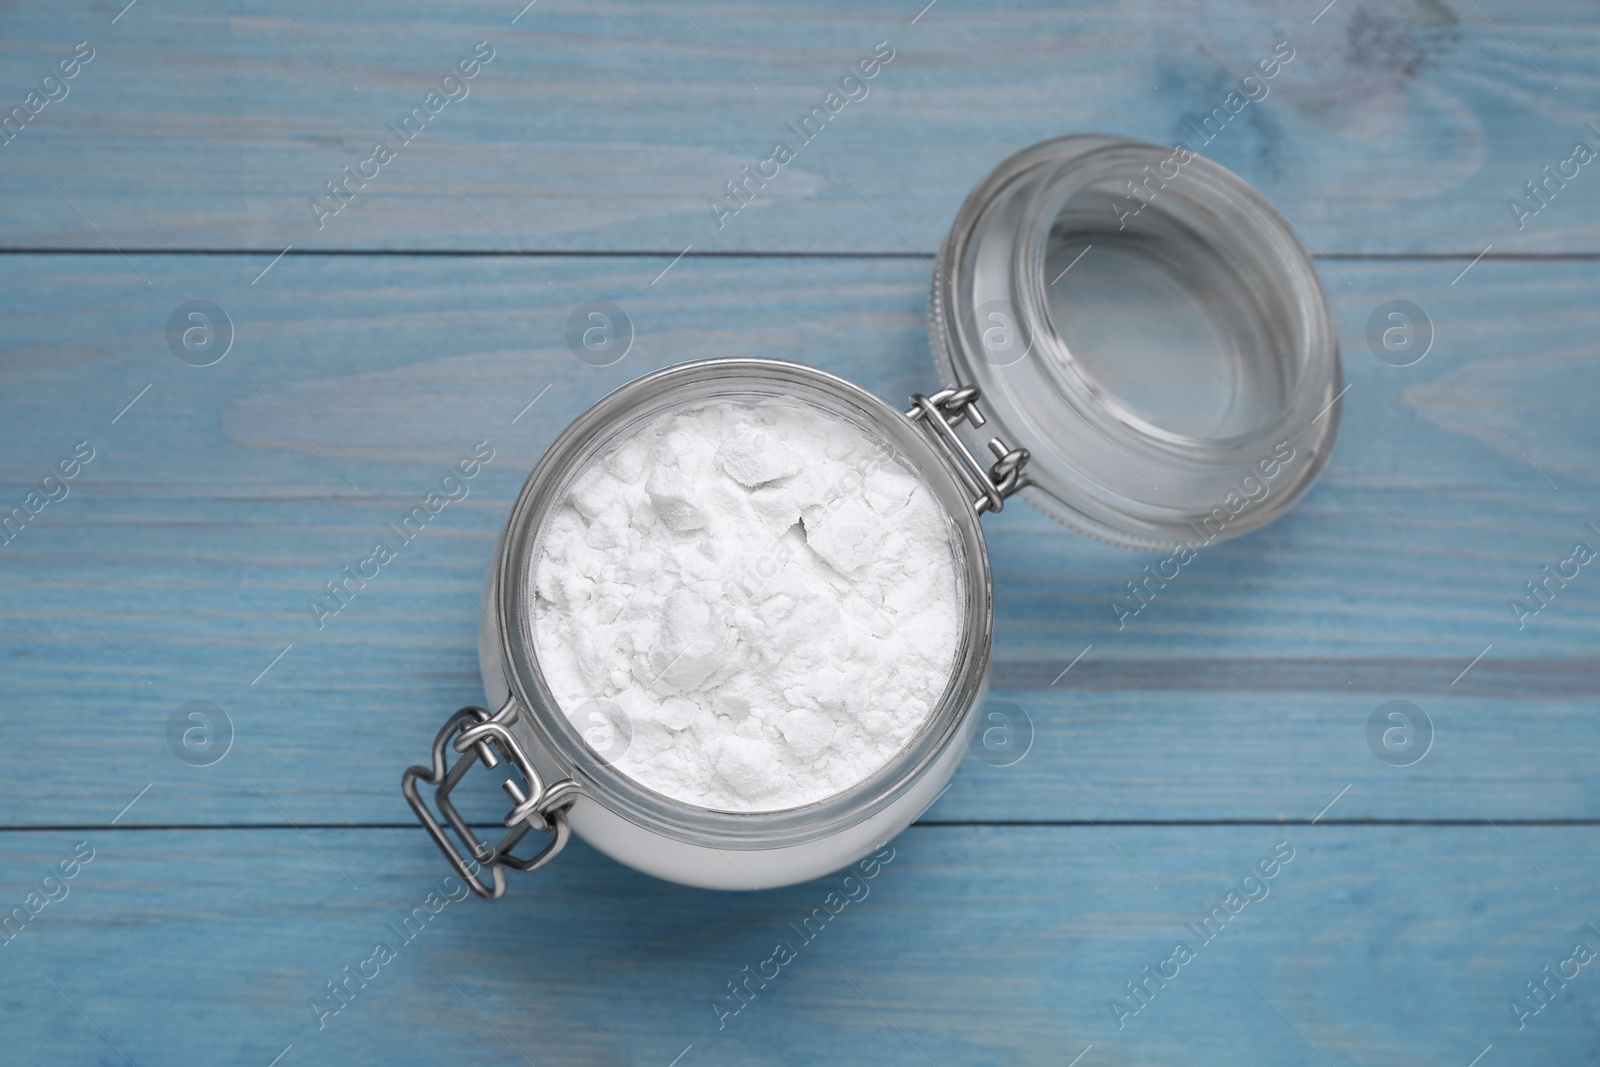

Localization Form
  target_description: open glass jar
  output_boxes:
[403,135,1342,897]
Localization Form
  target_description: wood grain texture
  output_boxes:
[1,3,1597,1064]
[0,254,1595,827]
[0,826,1595,1067]
[0,0,1597,253]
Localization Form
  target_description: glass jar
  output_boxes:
[404,360,1005,895]
[403,135,1342,897]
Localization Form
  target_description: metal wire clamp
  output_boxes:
[402,700,580,899]
[907,384,1031,515]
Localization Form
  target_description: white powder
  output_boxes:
[530,397,963,812]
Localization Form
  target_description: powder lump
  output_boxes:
[531,397,962,812]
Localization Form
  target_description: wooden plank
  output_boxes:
[0,0,1597,253]
[0,253,1596,828]
[0,825,1594,1065]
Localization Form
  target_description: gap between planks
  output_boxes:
[3,248,1600,261]
[5,818,1600,833]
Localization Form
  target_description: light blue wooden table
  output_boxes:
[2,2,1597,1064]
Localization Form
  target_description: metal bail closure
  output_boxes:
[907,384,1031,515]
[402,699,581,899]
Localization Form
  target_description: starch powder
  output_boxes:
[530,397,963,812]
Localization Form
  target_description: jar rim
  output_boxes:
[1022,141,1321,452]
[931,133,1342,551]
[491,358,994,849]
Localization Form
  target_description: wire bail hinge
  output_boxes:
[402,698,580,899]
[907,384,1031,515]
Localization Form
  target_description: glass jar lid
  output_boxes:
[930,134,1342,551]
